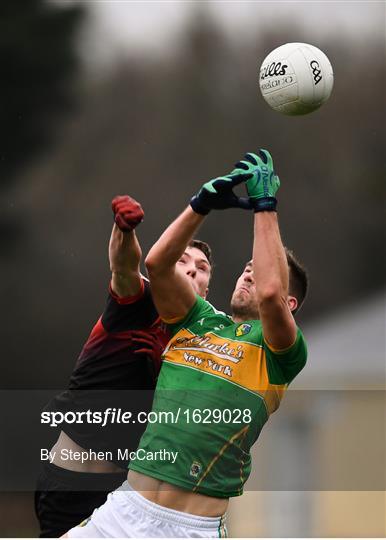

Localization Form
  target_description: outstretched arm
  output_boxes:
[145,170,252,321]
[109,196,144,298]
[241,150,297,349]
[253,212,297,349]
[145,207,205,321]
[109,225,142,297]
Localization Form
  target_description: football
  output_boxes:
[259,42,334,115]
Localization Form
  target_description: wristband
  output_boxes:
[190,195,210,215]
[251,197,277,213]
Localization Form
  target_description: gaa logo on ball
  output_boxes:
[259,42,334,115]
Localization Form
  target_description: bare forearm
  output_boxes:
[146,207,205,274]
[144,207,205,321]
[252,211,297,349]
[109,224,142,296]
[253,212,288,301]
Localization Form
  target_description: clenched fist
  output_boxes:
[111,195,144,232]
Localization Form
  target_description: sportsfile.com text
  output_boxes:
[41,408,252,427]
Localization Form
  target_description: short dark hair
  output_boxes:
[188,239,213,269]
[285,247,309,314]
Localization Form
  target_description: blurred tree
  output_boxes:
[0,0,84,185]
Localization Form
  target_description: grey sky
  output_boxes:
[57,1,385,68]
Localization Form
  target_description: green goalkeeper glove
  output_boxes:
[190,172,253,215]
[233,149,280,212]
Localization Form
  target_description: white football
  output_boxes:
[259,42,334,115]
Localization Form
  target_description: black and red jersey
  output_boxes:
[46,279,170,468]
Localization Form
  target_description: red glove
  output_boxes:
[131,330,165,376]
[112,195,144,232]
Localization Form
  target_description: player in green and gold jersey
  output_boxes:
[65,149,308,538]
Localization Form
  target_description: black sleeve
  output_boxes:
[101,279,159,332]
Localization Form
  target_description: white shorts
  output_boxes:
[67,481,227,538]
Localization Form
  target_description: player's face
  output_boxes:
[176,247,211,298]
[230,261,260,320]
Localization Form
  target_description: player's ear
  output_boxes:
[203,287,209,299]
[287,295,298,313]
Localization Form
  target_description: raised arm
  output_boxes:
[145,207,205,321]
[145,170,253,321]
[252,212,297,349]
[241,150,297,349]
[109,196,144,298]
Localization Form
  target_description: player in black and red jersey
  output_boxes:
[34,195,213,537]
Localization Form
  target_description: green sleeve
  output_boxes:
[264,328,307,385]
[166,295,214,336]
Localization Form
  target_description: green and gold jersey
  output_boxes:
[130,295,307,498]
